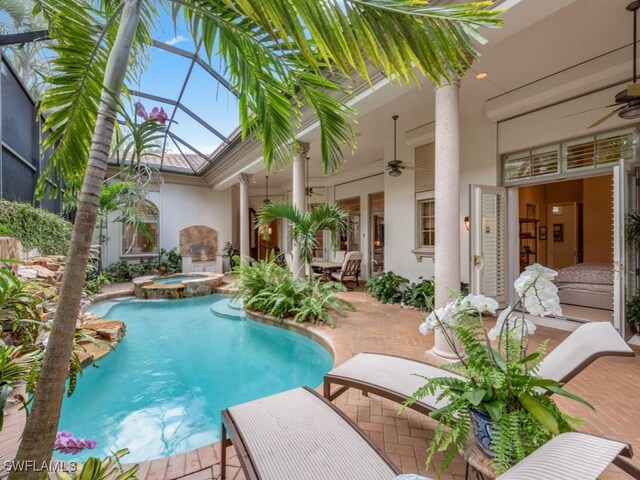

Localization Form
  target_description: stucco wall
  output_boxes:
[102,183,233,273]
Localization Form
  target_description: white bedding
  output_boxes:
[554,263,613,286]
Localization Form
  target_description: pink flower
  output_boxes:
[135,102,148,120]
[54,431,97,455]
[149,106,168,124]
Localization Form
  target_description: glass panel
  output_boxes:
[503,151,531,181]
[336,197,360,252]
[419,199,435,247]
[370,192,384,211]
[123,222,159,254]
[596,131,635,166]
[565,137,595,170]
[530,146,559,176]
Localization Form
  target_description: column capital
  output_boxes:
[238,172,253,185]
[435,77,461,91]
[296,141,310,159]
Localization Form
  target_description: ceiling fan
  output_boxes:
[386,115,415,177]
[586,1,640,128]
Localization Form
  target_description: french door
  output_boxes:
[470,185,507,306]
[613,160,638,339]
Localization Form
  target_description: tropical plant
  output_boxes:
[8,0,501,474]
[256,201,349,277]
[403,279,470,311]
[0,200,72,256]
[626,210,640,247]
[0,342,41,430]
[222,242,239,270]
[407,265,591,475]
[113,102,167,169]
[54,449,138,480]
[402,277,435,310]
[232,257,353,326]
[157,248,182,274]
[365,271,409,304]
[626,291,640,332]
[0,266,43,347]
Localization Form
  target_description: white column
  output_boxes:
[427,80,462,363]
[292,142,310,278]
[238,173,252,263]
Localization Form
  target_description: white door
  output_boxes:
[470,185,507,306]
[613,160,638,339]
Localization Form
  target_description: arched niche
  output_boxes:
[179,225,218,261]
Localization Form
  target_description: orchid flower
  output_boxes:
[135,101,148,121]
[149,106,168,124]
[53,431,97,455]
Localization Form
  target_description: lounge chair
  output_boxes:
[331,251,362,287]
[220,386,634,480]
[323,321,634,416]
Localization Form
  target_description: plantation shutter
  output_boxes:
[415,143,435,192]
[470,185,507,305]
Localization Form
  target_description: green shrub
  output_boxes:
[0,200,72,255]
[232,257,353,326]
[365,271,409,304]
[157,248,182,274]
[104,260,133,283]
[403,277,435,311]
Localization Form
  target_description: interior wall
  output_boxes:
[583,175,613,263]
[517,175,613,269]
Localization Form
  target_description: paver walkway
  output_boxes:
[2,286,639,480]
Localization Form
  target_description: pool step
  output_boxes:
[211,298,245,320]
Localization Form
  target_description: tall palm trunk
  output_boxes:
[10,1,143,478]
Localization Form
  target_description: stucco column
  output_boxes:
[292,142,310,278]
[427,80,461,363]
[238,173,253,263]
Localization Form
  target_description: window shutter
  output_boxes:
[415,143,435,192]
[481,191,506,299]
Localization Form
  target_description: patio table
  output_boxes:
[312,261,342,281]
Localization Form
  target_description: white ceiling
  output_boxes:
[248,0,637,190]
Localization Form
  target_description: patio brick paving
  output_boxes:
[1,284,639,480]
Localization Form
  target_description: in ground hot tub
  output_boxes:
[133,272,224,300]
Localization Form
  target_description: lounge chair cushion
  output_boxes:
[328,353,462,412]
[226,387,398,480]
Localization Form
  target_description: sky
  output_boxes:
[128,7,240,158]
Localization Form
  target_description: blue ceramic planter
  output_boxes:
[470,408,494,458]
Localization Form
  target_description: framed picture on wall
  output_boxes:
[553,223,563,242]
[539,226,547,240]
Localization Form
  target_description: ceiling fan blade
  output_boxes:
[628,83,640,97]
[561,104,619,118]
[588,106,625,129]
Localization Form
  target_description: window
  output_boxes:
[336,196,360,252]
[413,193,435,261]
[418,197,435,248]
[502,128,635,185]
[122,208,159,255]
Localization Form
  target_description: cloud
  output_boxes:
[165,35,188,46]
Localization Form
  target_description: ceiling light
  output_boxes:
[619,98,640,119]
[475,72,488,80]
[389,169,401,177]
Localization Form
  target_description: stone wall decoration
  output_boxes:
[179,225,218,261]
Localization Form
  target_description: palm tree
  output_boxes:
[256,201,349,276]
[8,1,502,476]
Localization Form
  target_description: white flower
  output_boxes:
[462,294,499,315]
[419,302,458,335]
[419,321,432,335]
[488,308,537,341]
[514,264,562,318]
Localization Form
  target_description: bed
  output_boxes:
[554,263,613,310]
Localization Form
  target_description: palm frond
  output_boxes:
[34,0,158,198]
[174,0,502,174]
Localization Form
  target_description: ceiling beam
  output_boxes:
[0,30,48,46]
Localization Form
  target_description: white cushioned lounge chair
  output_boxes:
[220,386,635,480]
[324,322,634,416]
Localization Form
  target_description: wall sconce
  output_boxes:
[464,216,470,231]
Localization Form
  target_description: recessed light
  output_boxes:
[475,72,488,80]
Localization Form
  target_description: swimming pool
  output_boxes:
[58,295,333,463]
[151,275,205,285]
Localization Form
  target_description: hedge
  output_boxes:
[0,200,73,255]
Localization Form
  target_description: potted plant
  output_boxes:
[408,264,593,476]
[222,242,240,271]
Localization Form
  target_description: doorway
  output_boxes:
[369,192,384,276]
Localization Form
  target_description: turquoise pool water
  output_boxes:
[152,275,205,285]
[58,295,333,463]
